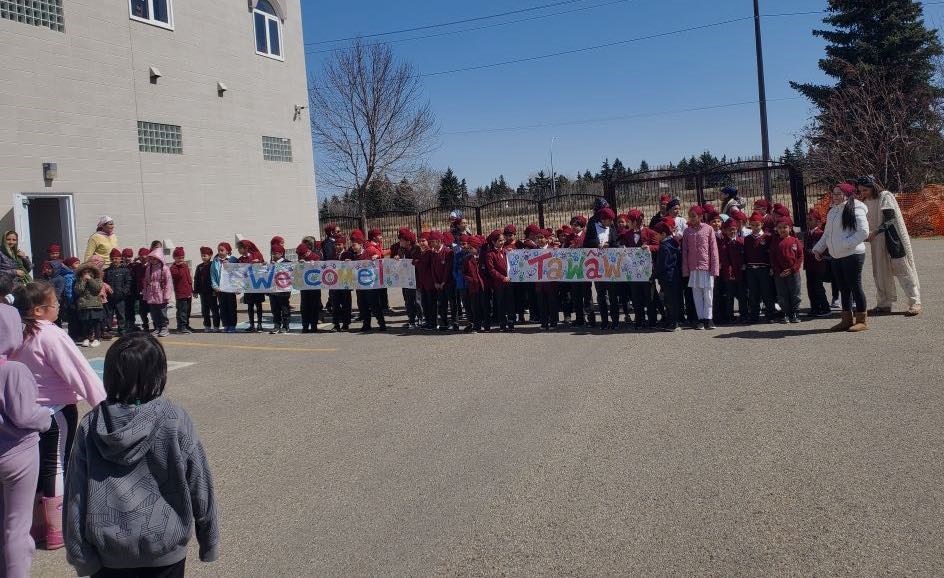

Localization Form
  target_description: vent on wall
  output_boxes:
[1,0,65,32]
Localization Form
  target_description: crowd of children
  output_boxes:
[17,188,861,340]
[0,274,218,577]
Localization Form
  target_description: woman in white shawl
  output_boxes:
[855,176,921,316]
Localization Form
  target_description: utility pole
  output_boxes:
[550,136,558,197]
[753,0,772,200]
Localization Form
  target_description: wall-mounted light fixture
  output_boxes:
[149,66,162,84]
[217,81,228,97]
[43,162,57,183]
[293,104,306,121]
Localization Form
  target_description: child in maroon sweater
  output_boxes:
[770,217,804,324]
[718,218,746,324]
[743,213,777,324]
[460,235,486,332]
[802,208,831,317]
[483,230,513,332]
[169,247,194,334]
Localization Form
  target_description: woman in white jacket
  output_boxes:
[856,175,921,317]
[813,182,870,332]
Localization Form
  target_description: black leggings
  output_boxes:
[38,404,78,497]
[831,254,867,313]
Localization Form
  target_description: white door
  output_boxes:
[11,194,32,261]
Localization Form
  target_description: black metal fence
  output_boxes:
[319,163,809,236]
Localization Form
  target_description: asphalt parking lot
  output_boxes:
[35,239,944,577]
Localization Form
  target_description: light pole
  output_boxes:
[550,136,558,197]
[753,0,772,199]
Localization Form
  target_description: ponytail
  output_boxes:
[841,196,857,232]
[12,281,55,339]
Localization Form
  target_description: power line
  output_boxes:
[307,0,633,56]
[306,0,589,46]
[442,97,803,135]
[422,16,755,77]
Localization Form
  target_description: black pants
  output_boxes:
[218,292,238,329]
[460,289,484,328]
[199,291,220,329]
[682,282,698,323]
[650,280,664,320]
[775,272,802,319]
[745,267,776,321]
[175,298,191,331]
[492,285,514,328]
[149,303,168,330]
[300,290,322,332]
[106,298,126,334]
[331,290,352,327]
[245,295,264,328]
[354,289,366,322]
[831,254,867,313]
[722,279,746,322]
[447,286,459,325]
[535,288,558,327]
[661,280,682,329]
[806,270,830,313]
[629,282,651,326]
[269,293,291,330]
[421,289,437,328]
[402,288,419,324]
[93,559,186,578]
[481,288,494,329]
[357,289,385,328]
[570,283,587,324]
[558,285,573,318]
[138,297,151,330]
[124,297,138,331]
[595,282,619,325]
[38,404,78,497]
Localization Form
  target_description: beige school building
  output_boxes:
[0,0,318,262]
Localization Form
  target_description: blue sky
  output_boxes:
[302,0,944,195]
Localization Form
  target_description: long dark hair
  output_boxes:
[103,333,167,404]
[839,182,859,232]
[12,281,55,339]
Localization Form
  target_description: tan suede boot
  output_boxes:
[848,312,869,332]
[830,311,853,332]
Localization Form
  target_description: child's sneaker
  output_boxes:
[90,339,101,348]
[157,328,170,337]
[80,339,90,348]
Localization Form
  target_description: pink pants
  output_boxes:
[0,446,39,578]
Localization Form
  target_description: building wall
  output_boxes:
[0,0,318,259]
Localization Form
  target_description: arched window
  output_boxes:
[254,0,283,61]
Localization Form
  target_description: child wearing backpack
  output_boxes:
[64,332,219,577]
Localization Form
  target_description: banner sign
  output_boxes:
[220,260,416,293]
[507,248,653,283]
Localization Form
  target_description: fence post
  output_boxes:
[695,172,706,206]
[604,180,617,211]
[790,166,809,230]
[538,198,546,229]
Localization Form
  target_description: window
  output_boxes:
[253,0,283,61]
[129,0,172,30]
[1,0,64,32]
[262,137,292,162]
[138,122,182,154]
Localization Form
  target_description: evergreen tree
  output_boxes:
[437,168,463,208]
[583,170,594,182]
[611,158,627,179]
[393,178,417,213]
[598,158,612,182]
[516,183,527,196]
[791,0,943,108]
[638,160,650,172]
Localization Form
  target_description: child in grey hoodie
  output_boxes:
[64,333,219,577]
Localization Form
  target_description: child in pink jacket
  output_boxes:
[142,248,174,338]
[11,281,106,551]
[0,301,52,577]
[682,206,720,330]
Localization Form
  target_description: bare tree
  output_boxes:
[803,63,944,192]
[310,40,437,223]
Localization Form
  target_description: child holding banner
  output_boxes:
[567,215,590,327]
[351,230,386,332]
[394,229,422,329]
[533,229,559,330]
[296,241,323,333]
[583,207,619,330]
[619,210,660,329]
[236,240,266,332]
[268,242,292,334]
[484,230,513,332]
[332,235,354,332]
[211,243,238,333]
